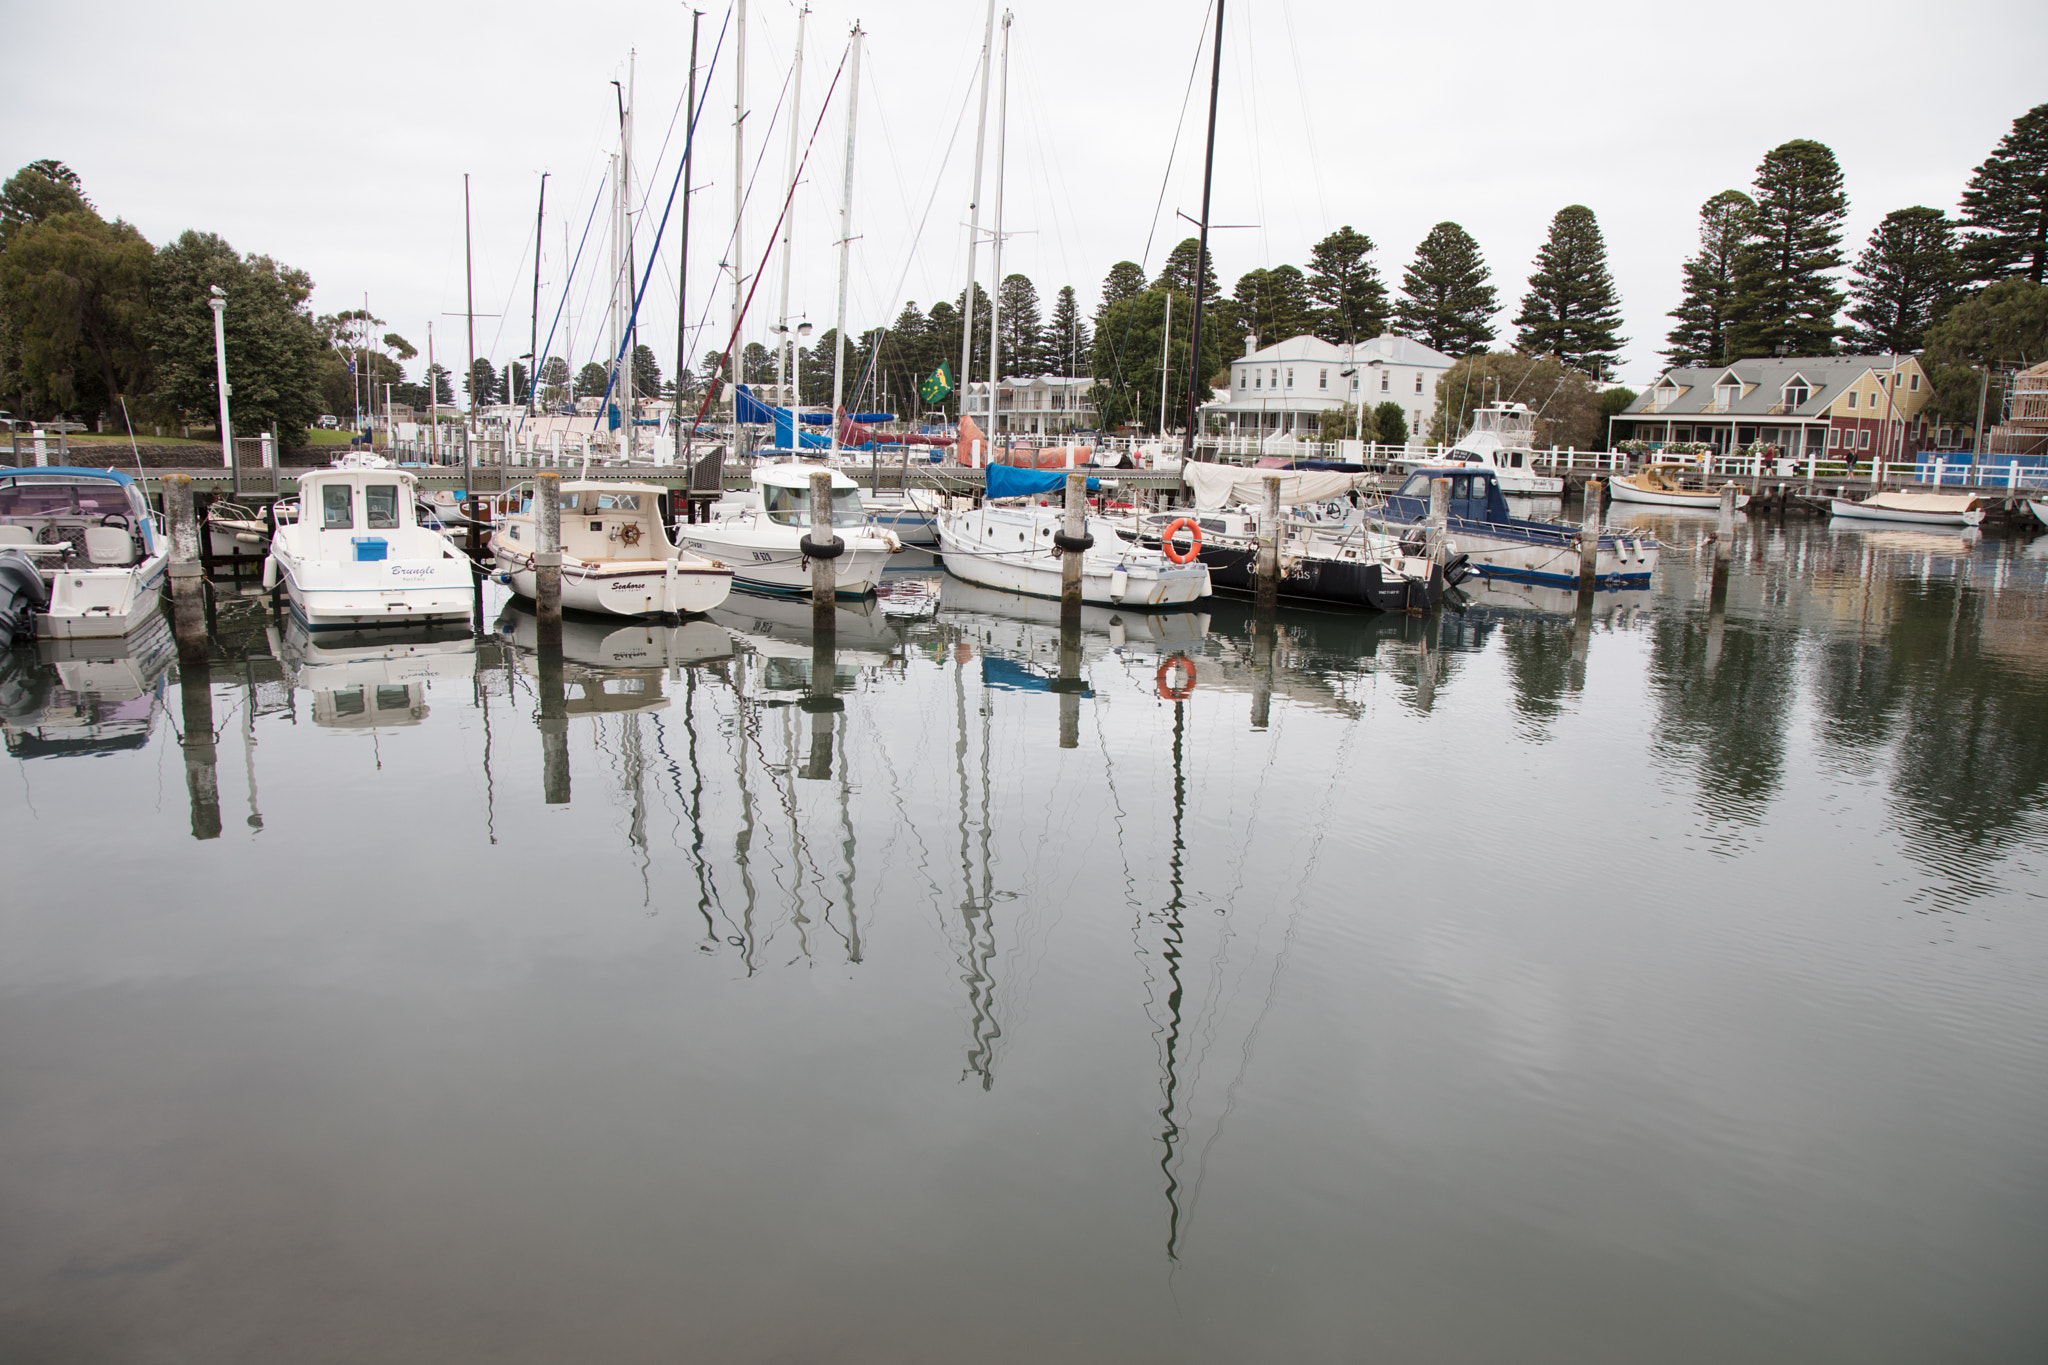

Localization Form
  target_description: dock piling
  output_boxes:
[806,470,841,632]
[1255,475,1282,611]
[533,472,562,629]
[1060,472,1087,621]
[1427,477,1450,565]
[163,475,208,661]
[1578,479,1604,590]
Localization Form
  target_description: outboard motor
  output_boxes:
[0,548,49,645]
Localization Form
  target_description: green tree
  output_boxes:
[1959,102,2048,285]
[574,360,608,398]
[1428,351,1602,449]
[1513,204,1625,378]
[1393,222,1497,354]
[1919,279,2048,421]
[630,342,661,398]
[146,230,324,442]
[1663,190,1754,368]
[0,160,89,247]
[537,356,569,407]
[1152,238,1219,307]
[466,357,499,405]
[740,341,773,384]
[1845,207,1963,353]
[1597,386,1639,449]
[1725,139,1848,359]
[1315,401,1375,444]
[1373,401,1408,446]
[1096,260,1148,321]
[1304,225,1389,343]
[1089,287,1222,436]
[1046,285,1091,377]
[1230,265,1318,345]
[424,363,454,406]
[0,200,154,421]
[995,272,1044,376]
[382,332,417,362]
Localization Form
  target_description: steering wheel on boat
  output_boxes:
[618,523,642,546]
[100,513,130,529]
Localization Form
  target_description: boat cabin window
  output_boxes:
[1397,473,1433,497]
[761,483,864,527]
[321,484,354,529]
[365,484,401,529]
[593,492,641,511]
[1199,518,1226,533]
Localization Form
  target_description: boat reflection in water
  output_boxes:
[269,620,478,730]
[494,601,734,715]
[0,610,175,758]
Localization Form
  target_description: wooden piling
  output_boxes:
[162,475,207,660]
[806,469,840,632]
[1060,471,1087,621]
[1578,478,1604,590]
[1715,483,1736,563]
[1254,474,1282,611]
[533,472,562,628]
[1427,476,1450,565]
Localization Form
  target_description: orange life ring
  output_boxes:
[1162,517,1202,564]
[1156,654,1197,700]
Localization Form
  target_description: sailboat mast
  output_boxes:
[956,0,998,435]
[678,9,701,463]
[622,53,639,463]
[607,148,621,443]
[986,10,1011,442]
[464,172,477,491]
[774,5,809,414]
[829,23,863,458]
[530,172,547,417]
[1178,0,1225,476]
[729,0,746,411]
[1159,292,1172,436]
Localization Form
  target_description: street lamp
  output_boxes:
[208,286,237,491]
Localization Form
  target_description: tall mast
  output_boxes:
[427,320,438,461]
[621,53,638,463]
[829,22,864,457]
[607,146,621,442]
[530,172,547,416]
[986,10,1011,441]
[1179,0,1225,476]
[678,9,701,462]
[1159,292,1172,436]
[464,174,477,435]
[775,6,809,418]
[956,0,998,432]
[729,0,746,409]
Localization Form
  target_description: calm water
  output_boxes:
[3,512,2046,1363]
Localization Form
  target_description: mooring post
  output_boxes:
[178,661,222,841]
[533,472,562,629]
[1059,471,1087,622]
[1715,483,1736,564]
[1427,476,1450,565]
[1578,478,1604,591]
[163,475,208,663]
[1255,474,1282,611]
[806,469,841,633]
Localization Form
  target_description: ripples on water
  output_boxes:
[1,517,2045,1363]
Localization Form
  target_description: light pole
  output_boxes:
[208,286,237,491]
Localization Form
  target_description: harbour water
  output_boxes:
[3,511,2045,1362]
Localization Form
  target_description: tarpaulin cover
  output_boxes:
[1182,461,1369,513]
[734,385,777,425]
[984,464,1099,500]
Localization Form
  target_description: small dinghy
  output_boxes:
[1828,489,1986,527]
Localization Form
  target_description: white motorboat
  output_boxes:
[861,488,941,546]
[489,481,734,617]
[1610,463,1752,510]
[936,503,1211,609]
[1828,489,1986,527]
[1392,402,1562,496]
[2026,498,2046,529]
[0,466,168,640]
[679,463,900,598]
[1373,467,1659,589]
[264,466,473,629]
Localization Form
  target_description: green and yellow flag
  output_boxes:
[919,361,953,405]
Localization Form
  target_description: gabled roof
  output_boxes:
[1623,354,1918,418]
[1239,332,1454,369]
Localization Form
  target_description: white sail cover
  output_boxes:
[1182,462,1370,512]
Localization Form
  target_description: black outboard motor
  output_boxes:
[0,548,48,645]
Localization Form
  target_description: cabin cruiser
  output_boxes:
[679,462,900,598]
[1122,503,1449,613]
[489,481,734,617]
[937,500,1210,609]
[1828,489,1987,527]
[1391,402,1562,496]
[0,466,168,642]
[1610,462,1752,510]
[1373,467,1658,588]
[264,466,473,629]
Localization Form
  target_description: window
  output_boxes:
[366,484,401,529]
[762,484,865,527]
[1350,376,1359,391]
[1380,370,1390,392]
[1414,372,1424,394]
[1253,370,1261,389]
[321,484,354,529]
[1270,368,1278,387]
[1319,369,1328,390]
[1860,428,1871,450]
[1285,369,1294,389]
[1846,391,1857,409]
[1910,373,1920,391]
[1783,384,1809,407]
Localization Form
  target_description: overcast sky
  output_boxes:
[4,0,2043,395]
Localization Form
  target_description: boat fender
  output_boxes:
[1442,553,1473,587]
[1155,654,1197,701]
[799,533,844,560]
[261,555,278,591]
[1052,529,1094,553]
[1161,517,1203,564]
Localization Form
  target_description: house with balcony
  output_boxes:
[1613,354,1934,460]
[959,375,1098,436]
[1200,333,1453,442]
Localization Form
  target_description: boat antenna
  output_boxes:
[1178,0,1225,480]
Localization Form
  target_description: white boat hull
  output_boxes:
[936,508,1210,609]
[675,526,895,598]
[36,551,169,639]
[2026,499,2046,529]
[1442,526,1658,589]
[268,536,474,629]
[1610,478,1751,510]
[492,545,734,616]
[1829,498,1985,527]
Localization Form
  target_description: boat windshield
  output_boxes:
[1396,473,1434,497]
[366,484,402,529]
[762,484,864,527]
[322,484,354,529]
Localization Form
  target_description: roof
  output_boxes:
[2,465,135,484]
[1625,354,1921,418]
[1239,332,1455,369]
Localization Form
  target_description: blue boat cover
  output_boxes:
[984,465,1099,500]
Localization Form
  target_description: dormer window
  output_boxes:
[1782,375,1811,408]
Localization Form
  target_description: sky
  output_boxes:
[4,0,2044,398]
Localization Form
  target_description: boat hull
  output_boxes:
[1200,542,1443,612]
[936,512,1210,609]
[674,528,895,598]
[492,545,734,616]
[1444,525,1657,589]
[1829,498,1985,527]
[2030,499,2047,529]
[269,548,474,630]
[35,552,169,639]
[1611,478,1751,510]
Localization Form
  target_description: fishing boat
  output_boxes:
[1828,489,1986,527]
[263,466,473,629]
[679,463,900,598]
[1610,463,1752,510]
[1391,402,1562,496]
[1374,467,1658,588]
[936,502,1210,609]
[489,481,734,616]
[0,466,168,642]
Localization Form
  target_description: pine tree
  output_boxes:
[1097,261,1148,321]
[1304,225,1389,343]
[995,273,1044,376]
[1844,207,1963,353]
[1045,285,1091,378]
[1393,222,1497,355]
[1230,265,1318,345]
[1512,205,1625,378]
[1152,237,1219,306]
[1663,190,1754,368]
[630,343,661,399]
[574,361,607,397]
[1959,102,2048,285]
[1725,139,1848,359]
